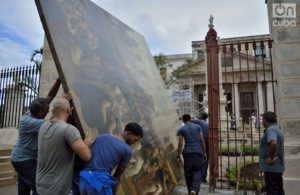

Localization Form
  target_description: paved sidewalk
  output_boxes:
[172,182,260,195]
[173,183,234,195]
[0,184,17,195]
[1,183,259,195]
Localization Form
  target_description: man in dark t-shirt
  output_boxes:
[177,114,207,195]
[192,112,209,183]
[79,122,143,195]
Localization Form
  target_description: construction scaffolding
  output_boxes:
[171,78,204,119]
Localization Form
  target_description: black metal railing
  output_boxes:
[0,65,40,128]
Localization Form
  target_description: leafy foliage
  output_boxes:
[30,47,43,72]
[154,53,166,68]
[220,145,259,156]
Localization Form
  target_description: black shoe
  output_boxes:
[202,179,208,183]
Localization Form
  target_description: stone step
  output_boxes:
[283,178,300,195]
[0,176,17,187]
[0,170,16,179]
[284,157,300,178]
[0,162,14,172]
[285,145,300,157]
[0,156,11,163]
[0,150,12,157]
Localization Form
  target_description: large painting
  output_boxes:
[35,0,182,194]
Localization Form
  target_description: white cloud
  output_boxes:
[0,0,44,49]
[0,0,269,67]
[92,0,269,55]
[0,38,31,67]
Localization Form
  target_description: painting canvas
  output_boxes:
[35,0,182,194]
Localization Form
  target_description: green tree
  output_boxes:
[185,58,193,65]
[17,47,44,95]
[154,52,166,68]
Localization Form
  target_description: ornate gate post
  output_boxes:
[205,16,220,190]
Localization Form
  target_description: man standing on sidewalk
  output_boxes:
[259,111,285,195]
[177,114,207,195]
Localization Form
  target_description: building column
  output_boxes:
[266,82,274,112]
[232,83,240,127]
[257,82,264,115]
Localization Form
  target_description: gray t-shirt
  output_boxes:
[259,124,285,173]
[36,120,81,195]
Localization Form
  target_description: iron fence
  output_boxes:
[0,65,40,128]
[206,27,276,193]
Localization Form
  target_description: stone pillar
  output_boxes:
[232,84,240,127]
[266,1,300,194]
[39,38,63,98]
[266,82,274,112]
[39,38,64,120]
[257,82,264,115]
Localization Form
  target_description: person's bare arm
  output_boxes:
[265,140,278,165]
[177,135,184,158]
[112,165,127,194]
[269,140,277,159]
[71,138,91,162]
[199,132,207,160]
[46,78,61,102]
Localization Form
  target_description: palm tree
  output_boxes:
[16,47,44,95]
[154,53,166,68]
[30,47,43,72]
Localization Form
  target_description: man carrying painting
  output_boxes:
[36,98,93,195]
[10,79,69,195]
[79,122,143,195]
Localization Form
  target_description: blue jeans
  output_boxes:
[11,159,38,195]
[183,153,205,195]
[202,139,209,181]
[264,172,285,195]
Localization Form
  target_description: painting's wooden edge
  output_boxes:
[35,0,85,137]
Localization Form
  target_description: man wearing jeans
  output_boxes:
[259,111,285,195]
[177,114,207,195]
[192,112,209,183]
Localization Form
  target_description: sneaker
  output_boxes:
[190,191,196,195]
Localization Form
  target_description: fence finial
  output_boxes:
[209,14,214,29]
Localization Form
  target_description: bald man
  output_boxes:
[36,98,93,195]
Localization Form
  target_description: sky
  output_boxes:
[0,0,269,68]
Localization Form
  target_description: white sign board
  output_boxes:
[172,89,192,102]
